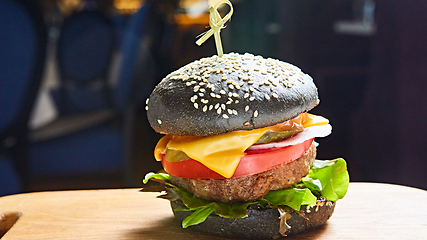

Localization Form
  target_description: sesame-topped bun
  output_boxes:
[146,53,318,136]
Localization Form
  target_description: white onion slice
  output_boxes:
[247,124,332,151]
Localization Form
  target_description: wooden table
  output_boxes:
[0,183,426,239]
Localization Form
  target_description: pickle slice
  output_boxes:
[254,129,303,144]
[164,148,191,162]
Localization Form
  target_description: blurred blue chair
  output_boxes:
[0,0,47,196]
[54,10,116,114]
[28,9,123,189]
[28,2,155,188]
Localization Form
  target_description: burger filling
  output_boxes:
[154,113,330,178]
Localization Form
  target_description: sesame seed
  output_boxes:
[265,94,271,100]
[194,103,199,109]
[235,100,239,104]
[227,109,233,114]
[215,103,220,109]
[203,105,208,112]
[272,93,279,98]
[232,93,239,98]
[199,93,204,97]
[221,104,226,110]
[232,109,238,115]
[245,105,249,111]
[210,92,216,98]
[254,110,259,117]
[223,114,229,119]
[209,105,213,110]
[217,108,222,114]
[229,85,234,90]
[145,106,149,110]
[249,96,255,101]
[157,119,162,124]
[244,122,250,126]
[249,86,255,92]
[220,90,226,95]
[145,98,149,104]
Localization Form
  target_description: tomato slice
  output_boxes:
[161,138,314,179]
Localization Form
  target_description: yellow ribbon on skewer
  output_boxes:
[195,0,234,57]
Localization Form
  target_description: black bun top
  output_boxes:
[146,53,319,136]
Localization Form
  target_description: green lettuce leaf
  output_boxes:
[143,172,170,184]
[175,196,257,228]
[181,204,215,228]
[262,188,317,211]
[302,158,349,201]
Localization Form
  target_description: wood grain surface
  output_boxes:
[0,183,426,239]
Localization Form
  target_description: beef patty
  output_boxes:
[169,142,316,202]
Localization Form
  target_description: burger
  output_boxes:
[143,52,349,238]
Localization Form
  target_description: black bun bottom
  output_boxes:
[171,199,335,239]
